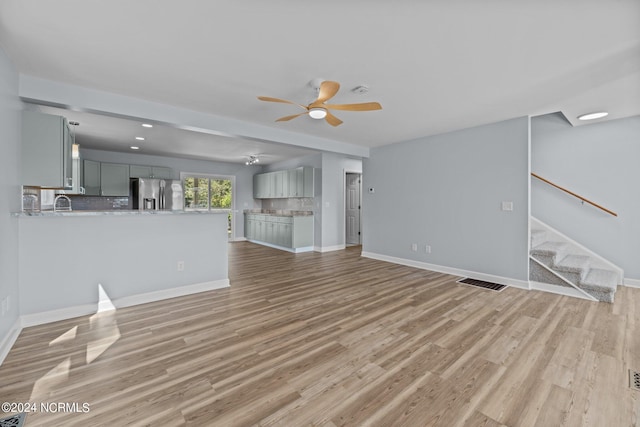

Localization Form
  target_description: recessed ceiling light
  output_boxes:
[135,136,145,141]
[130,146,140,150]
[141,123,153,128]
[578,111,608,121]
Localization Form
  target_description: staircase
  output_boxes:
[529,217,623,303]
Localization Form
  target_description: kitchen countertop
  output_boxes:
[243,209,313,217]
[14,209,230,217]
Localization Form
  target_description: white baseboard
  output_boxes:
[21,304,98,328]
[113,279,230,309]
[0,318,22,366]
[233,237,248,242]
[19,279,230,328]
[530,280,597,301]
[314,244,346,253]
[624,278,640,288]
[361,251,530,290]
[248,240,313,253]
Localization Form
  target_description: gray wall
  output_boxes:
[362,117,530,282]
[82,148,259,239]
[320,153,362,249]
[0,47,21,347]
[18,213,228,316]
[532,113,640,279]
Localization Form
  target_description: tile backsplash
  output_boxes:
[22,187,131,211]
[262,198,313,211]
[68,195,131,210]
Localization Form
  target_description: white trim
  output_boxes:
[530,280,597,301]
[113,279,229,309]
[21,304,97,328]
[19,279,230,328]
[0,318,22,366]
[624,278,640,288]
[361,251,530,290]
[233,237,248,242]
[315,244,347,253]
[247,239,313,253]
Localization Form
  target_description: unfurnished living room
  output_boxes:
[1,2,639,426]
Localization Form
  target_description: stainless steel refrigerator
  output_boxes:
[131,178,184,211]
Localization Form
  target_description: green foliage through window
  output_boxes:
[183,176,233,235]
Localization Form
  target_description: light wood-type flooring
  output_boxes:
[2,242,640,426]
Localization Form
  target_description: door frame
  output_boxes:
[343,170,363,246]
[180,172,236,241]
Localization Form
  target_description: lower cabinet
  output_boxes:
[244,214,313,251]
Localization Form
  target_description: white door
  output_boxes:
[345,173,361,245]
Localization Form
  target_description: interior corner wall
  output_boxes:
[0,47,22,348]
[362,117,530,282]
[320,153,362,249]
[531,113,640,279]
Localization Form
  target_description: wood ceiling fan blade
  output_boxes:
[325,111,343,127]
[275,112,307,122]
[258,96,307,110]
[315,81,340,103]
[324,102,383,111]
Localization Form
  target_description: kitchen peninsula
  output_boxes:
[16,210,229,325]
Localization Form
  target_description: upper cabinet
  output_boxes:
[83,159,101,196]
[100,163,130,196]
[129,165,173,179]
[21,111,73,189]
[253,167,314,199]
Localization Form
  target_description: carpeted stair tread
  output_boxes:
[580,268,618,292]
[530,229,547,248]
[530,241,569,257]
[555,255,591,274]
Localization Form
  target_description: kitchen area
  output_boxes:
[16,111,230,324]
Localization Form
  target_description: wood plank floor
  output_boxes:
[2,242,640,426]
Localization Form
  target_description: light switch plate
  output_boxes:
[501,201,514,211]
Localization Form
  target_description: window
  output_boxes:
[182,174,234,239]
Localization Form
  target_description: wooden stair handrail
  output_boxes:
[531,172,618,217]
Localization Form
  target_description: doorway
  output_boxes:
[345,172,362,246]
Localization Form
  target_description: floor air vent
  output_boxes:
[629,370,640,391]
[457,278,507,292]
[0,413,26,427]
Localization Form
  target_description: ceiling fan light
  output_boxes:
[578,111,608,121]
[308,107,327,119]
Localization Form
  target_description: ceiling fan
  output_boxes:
[258,80,382,127]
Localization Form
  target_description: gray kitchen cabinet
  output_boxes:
[287,168,302,197]
[130,165,173,179]
[253,167,314,199]
[100,163,130,196]
[253,173,271,198]
[21,111,73,189]
[244,213,313,250]
[83,159,101,196]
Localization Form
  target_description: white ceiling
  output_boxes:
[1,1,639,163]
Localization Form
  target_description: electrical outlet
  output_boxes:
[177,261,185,272]
[411,243,418,252]
[425,245,432,254]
